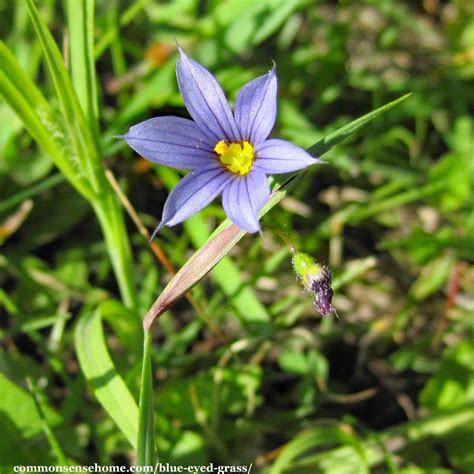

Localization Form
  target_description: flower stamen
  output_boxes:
[214,140,254,175]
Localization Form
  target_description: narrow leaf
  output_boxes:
[0,374,61,439]
[0,374,62,466]
[307,93,412,156]
[137,331,156,465]
[27,379,68,464]
[6,6,137,308]
[66,0,99,132]
[75,307,139,448]
[269,423,366,474]
[0,43,94,200]
[294,403,474,471]
[27,0,102,189]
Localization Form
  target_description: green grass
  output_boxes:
[1,1,473,472]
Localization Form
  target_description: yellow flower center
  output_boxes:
[214,140,254,176]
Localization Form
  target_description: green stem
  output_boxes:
[137,330,156,466]
[27,378,68,465]
[0,173,65,214]
[92,190,138,310]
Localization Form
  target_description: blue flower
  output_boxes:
[122,48,320,234]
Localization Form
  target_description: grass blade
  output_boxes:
[137,330,156,465]
[0,374,62,466]
[291,403,474,471]
[24,1,138,308]
[307,93,412,157]
[0,43,94,200]
[27,378,68,465]
[66,0,99,134]
[0,173,65,214]
[26,0,101,190]
[270,422,367,474]
[75,306,139,448]
[94,0,148,60]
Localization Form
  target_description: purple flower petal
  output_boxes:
[159,163,233,229]
[122,116,214,169]
[222,170,270,233]
[234,67,277,144]
[255,139,321,174]
[176,48,241,143]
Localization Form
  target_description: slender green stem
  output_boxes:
[264,223,297,254]
[92,193,138,310]
[27,378,68,465]
[137,330,156,466]
[0,173,65,214]
[94,0,149,59]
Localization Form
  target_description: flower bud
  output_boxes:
[292,252,336,317]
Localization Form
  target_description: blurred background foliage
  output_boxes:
[1,0,473,472]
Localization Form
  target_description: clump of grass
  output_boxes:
[1,1,472,472]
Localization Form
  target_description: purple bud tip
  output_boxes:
[310,268,336,317]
